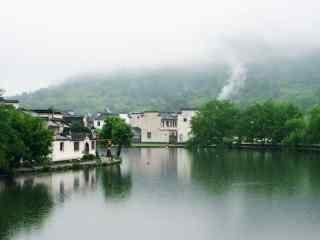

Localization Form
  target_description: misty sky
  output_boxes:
[1,0,320,95]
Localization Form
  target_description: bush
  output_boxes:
[81,154,96,161]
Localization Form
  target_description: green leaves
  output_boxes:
[190,100,239,146]
[101,116,133,147]
[189,100,313,147]
[0,106,53,170]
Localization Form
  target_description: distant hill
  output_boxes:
[15,53,320,114]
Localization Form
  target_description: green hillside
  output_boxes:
[15,54,320,113]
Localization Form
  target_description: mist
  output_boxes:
[1,0,320,96]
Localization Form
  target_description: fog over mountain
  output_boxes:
[2,0,320,108]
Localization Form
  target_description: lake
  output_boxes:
[1,148,320,240]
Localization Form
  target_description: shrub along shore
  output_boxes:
[188,100,320,149]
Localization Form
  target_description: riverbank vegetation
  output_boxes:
[100,116,133,157]
[0,106,53,172]
[189,100,320,148]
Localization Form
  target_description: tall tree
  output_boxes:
[0,106,53,171]
[101,117,133,157]
[305,106,320,144]
[189,100,239,146]
[237,101,302,143]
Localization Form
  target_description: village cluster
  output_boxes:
[1,97,196,162]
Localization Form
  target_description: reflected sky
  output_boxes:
[0,148,320,240]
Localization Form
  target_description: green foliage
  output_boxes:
[282,118,306,145]
[13,53,320,113]
[0,106,53,171]
[70,122,91,133]
[190,100,311,147]
[190,100,239,146]
[101,117,133,146]
[238,101,302,143]
[305,106,320,144]
[101,116,133,156]
[81,154,96,161]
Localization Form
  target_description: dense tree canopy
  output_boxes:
[189,100,320,147]
[14,52,320,113]
[190,100,239,146]
[237,101,302,143]
[0,106,53,171]
[305,106,320,144]
[100,117,133,157]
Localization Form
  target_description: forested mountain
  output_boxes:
[14,53,320,114]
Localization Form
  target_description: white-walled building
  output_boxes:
[92,112,119,130]
[128,109,197,144]
[0,97,19,109]
[119,113,130,124]
[177,109,197,143]
[26,108,97,162]
[30,109,64,120]
[129,111,175,143]
[51,135,96,162]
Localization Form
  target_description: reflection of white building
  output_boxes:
[15,169,98,196]
[176,148,192,184]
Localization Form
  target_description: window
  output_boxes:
[74,141,80,152]
[91,141,95,150]
[183,118,188,122]
[60,142,64,152]
[97,121,100,126]
[147,131,152,139]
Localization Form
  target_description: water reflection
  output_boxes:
[191,149,320,197]
[100,165,132,200]
[0,179,53,240]
[1,148,320,240]
[0,166,130,240]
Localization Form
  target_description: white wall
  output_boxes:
[130,112,170,143]
[51,138,96,162]
[177,110,197,143]
[93,120,104,130]
[119,113,130,124]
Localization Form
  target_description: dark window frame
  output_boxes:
[74,141,80,152]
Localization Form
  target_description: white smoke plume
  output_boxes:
[218,62,247,100]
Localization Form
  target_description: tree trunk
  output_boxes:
[106,147,112,158]
[117,145,122,157]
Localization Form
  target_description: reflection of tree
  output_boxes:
[0,179,53,240]
[100,166,132,200]
[191,149,320,197]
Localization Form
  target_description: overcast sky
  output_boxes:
[1,0,320,95]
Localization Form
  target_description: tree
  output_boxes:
[189,100,239,147]
[69,122,91,133]
[0,106,53,171]
[100,116,133,157]
[305,106,320,144]
[237,101,302,143]
[282,118,306,145]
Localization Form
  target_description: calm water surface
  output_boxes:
[1,148,320,240]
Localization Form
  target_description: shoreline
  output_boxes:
[11,157,121,176]
[130,143,320,152]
